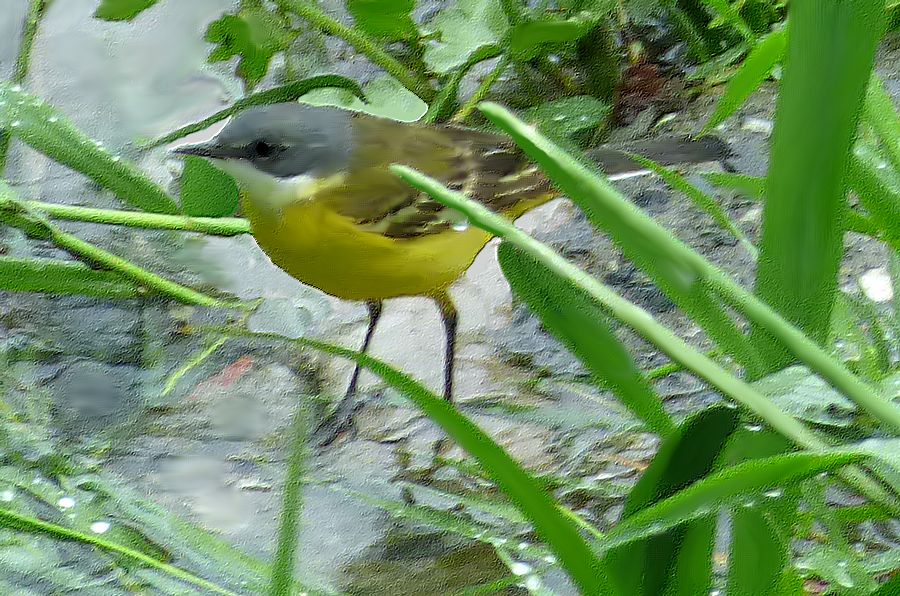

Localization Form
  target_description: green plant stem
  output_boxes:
[276,0,435,101]
[0,193,243,310]
[389,164,900,516]
[452,56,510,124]
[0,507,239,596]
[268,405,309,596]
[0,0,47,174]
[25,201,252,236]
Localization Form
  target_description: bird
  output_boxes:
[173,101,730,445]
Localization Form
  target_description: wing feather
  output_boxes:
[315,114,551,239]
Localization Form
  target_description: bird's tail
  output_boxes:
[586,135,732,180]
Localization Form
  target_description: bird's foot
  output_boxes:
[310,398,364,447]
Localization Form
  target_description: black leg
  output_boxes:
[313,300,383,445]
[436,293,457,401]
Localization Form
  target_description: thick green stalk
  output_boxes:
[276,0,434,101]
[25,201,251,236]
[750,0,885,374]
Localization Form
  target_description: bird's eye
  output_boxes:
[252,140,276,158]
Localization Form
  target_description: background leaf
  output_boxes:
[522,95,611,143]
[423,0,509,74]
[179,156,240,217]
[506,13,601,61]
[347,0,418,41]
[93,0,159,21]
[205,5,297,91]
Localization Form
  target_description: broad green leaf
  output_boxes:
[423,0,509,74]
[498,242,675,437]
[0,85,178,214]
[701,29,786,134]
[301,75,427,122]
[729,511,795,596]
[598,451,866,554]
[506,13,600,61]
[93,0,158,21]
[851,438,900,495]
[290,335,618,595]
[750,1,886,375]
[522,95,611,142]
[145,75,365,149]
[0,256,139,300]
[603,406,738,595]
[206,5,297,91]
[752,366,856,427]
[179,156,239,217]
[347,0,417,41]
[722,429,797,596]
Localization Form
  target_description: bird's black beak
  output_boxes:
[171,141,220,158]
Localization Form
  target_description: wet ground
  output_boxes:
[0,1,895,594]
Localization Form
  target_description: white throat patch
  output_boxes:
[210,158,318,212]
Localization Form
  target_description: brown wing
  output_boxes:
[315,113,551,239]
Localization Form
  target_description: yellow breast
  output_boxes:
[244,198,495,301]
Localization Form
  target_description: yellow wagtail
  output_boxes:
[173,102,729,444]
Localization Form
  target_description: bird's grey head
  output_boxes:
[173,102,354,179]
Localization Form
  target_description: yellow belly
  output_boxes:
[246,200,496,300]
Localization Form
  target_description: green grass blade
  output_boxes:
[847,145,900,249]
[0,256,139,299]
[476,103,766,374]
[289,336,618,596]
[863,74,900,174]
[596,451,865,553]
[628,153,757,257]
[701,28,786,135]
[143,75,365,148]
[750,0,886,375]
[269,407,309,596]
[498,242,675,437]
[479,101,900,434]
[0,506,239,596]
[388,163,900,512]
[604,407,738,595]
[0,84,179,214]
[703,171,766,200]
